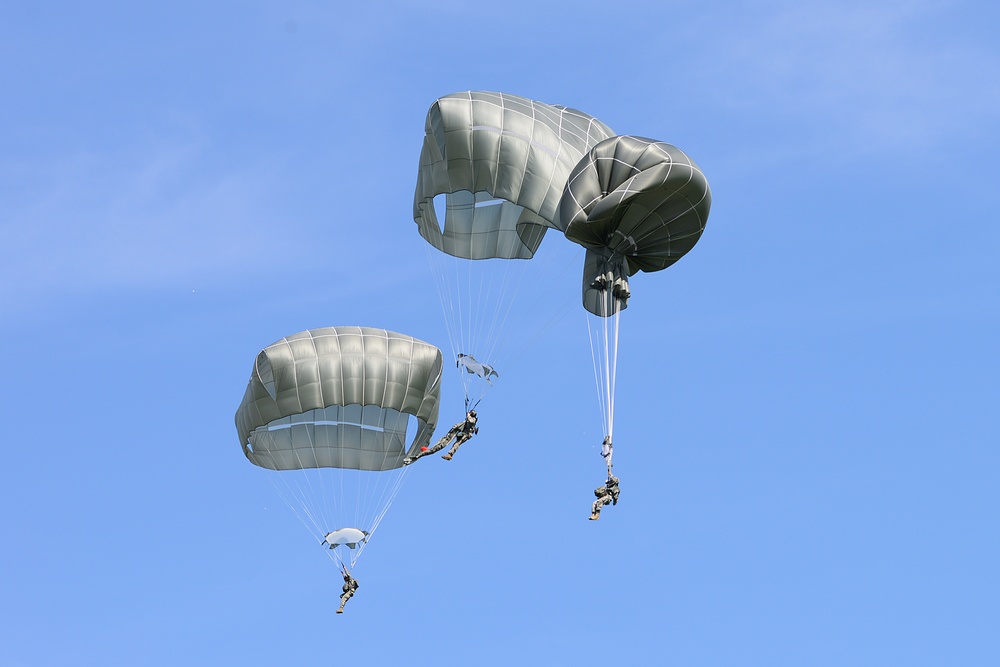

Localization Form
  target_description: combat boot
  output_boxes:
[589,512,600,521]
[441,454,453,460]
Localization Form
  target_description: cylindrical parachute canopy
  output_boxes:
[235,327,443,472]
[414,91,615,260]
[558,135,712,316]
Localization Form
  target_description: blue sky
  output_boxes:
[2,0,998,665]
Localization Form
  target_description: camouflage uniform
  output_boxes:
[404,411,478,464]
[445,421,477,458]
[337,572,359,613]
[590,475,620,520]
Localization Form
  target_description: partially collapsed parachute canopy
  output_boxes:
[457,353,498,384]
[558,135,712,316]
[414,91,616,261]
[235,327,443,472]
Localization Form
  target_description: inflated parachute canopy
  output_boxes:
[558,135,712,317]
[235,327,443,472]
[414,91,615,261]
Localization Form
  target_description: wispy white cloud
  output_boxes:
[0,140,304,311]
[697,0,1000,155]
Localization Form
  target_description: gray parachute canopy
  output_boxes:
[235,327,443,472]
[558,135,712,316]
[414,91,615,261]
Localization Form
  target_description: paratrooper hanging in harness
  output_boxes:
[589,474,620,521]
[403,410,479,465]
[336,565,360,614]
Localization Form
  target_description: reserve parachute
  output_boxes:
[235,326,442,568]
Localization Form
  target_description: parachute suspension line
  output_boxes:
[429,252,534,411]
[466,394,485,413]
[459,257,515,410]
[455,235,586,407]
[424,207,590,413]
[460,247,524,368]
[267,476,319,540]
[460,256,482,403]
[424,244,462,371]
[424,245,491,408]
[586,286,622,457]
[460,249,474,355]
[599,287,612,440]
[586,314,610,438]
[474,202,528,371]
[480,233,529,365]
[260,410,414,570]
[499,245,584,372]
[353,465,411,566]
[265,440,329,549]
[289,431,329,537]
[609,302,621,441]
[423,243,481,409]
[601,296,615,435]
[321,467,408,570]
[351,414,410,562]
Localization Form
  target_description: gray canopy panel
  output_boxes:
[235,327,443,472]
[414,91,615,260]
[558,135,712,316]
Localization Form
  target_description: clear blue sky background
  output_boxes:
[2,1,998,665]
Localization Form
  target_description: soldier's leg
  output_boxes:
[422,435,454,458]
[444,433,470,459]
[337,589,353,612]
[407,428,458,463]
[590,494,611,519]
